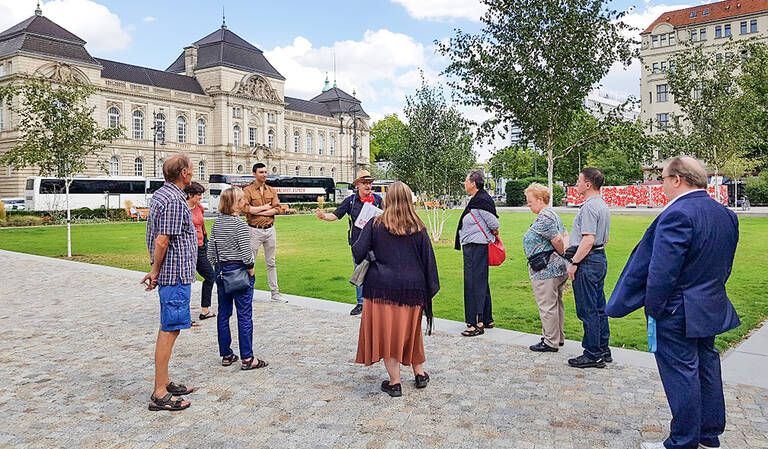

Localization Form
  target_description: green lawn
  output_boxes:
[2,210,767,351]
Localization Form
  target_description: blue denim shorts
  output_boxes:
[158,284,192,331]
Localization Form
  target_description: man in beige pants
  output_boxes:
[241,163,284,302]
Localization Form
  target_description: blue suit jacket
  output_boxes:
[606,190,741,338]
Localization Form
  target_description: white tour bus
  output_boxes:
[24,176,164,211]
[208,174,335,211]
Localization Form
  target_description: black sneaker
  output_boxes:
[603,352,613,363]
[380,381,402,397]
[350,304,363,315]
[414,373,430,389]
[568,354,606,368]
[530,341,558,352]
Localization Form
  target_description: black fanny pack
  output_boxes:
[528,250,555,272]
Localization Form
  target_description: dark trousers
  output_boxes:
[656,311,725,449]
[462,243,493,325]
[215,263,255,360]
[572,251,610,359]
[196,243,215,308]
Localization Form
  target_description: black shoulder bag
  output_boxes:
[213,237,252,294]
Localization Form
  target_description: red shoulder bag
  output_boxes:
[470,211,506,266]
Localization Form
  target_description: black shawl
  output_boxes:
[454,189,498,250]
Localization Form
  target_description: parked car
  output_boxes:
[0,198,25,211]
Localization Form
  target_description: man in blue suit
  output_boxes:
[606,157,741,449]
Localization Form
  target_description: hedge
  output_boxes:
[745,175,768,205]
[505,178,565,207]
[5,208,129,220]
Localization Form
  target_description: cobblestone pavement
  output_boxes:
[1,251,767,449]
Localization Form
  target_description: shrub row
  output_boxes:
[505,178,565,207]
[745,174,768,205]
[5,207,129,220]
[287,202,340,212]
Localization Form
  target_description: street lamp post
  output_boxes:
[338,92,361,181]
[151,109,165,177]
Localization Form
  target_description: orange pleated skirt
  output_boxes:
[355,298,426,366]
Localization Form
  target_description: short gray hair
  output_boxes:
[468,170,484,190]
[664,156,708,189]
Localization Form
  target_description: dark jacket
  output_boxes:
[352,220,440,306]
[606,190,741,338]
[333,193,384,246]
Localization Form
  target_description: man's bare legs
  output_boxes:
[153,329,189,406]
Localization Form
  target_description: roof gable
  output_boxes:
[166,26,285,80]
[643,0,768,33]
[0,15,85,44]
[0,15,96,65]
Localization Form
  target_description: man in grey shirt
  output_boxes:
[566,167,611,368]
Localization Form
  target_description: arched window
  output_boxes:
[132,110,144,139]
[198,160,206,181]
[331,167,335,179]
[107,107,120,129]
[293,131,300,152]
[329,135,336,155]
[233,125,241,147]
[197,118,206,145]
[284,129,288,149]
[156,158,165,177]
[134,157,143,176]
[177,116,187,143]
[109,156,120,176]
[267,129,275,149]
[272,166,278,173]
[295,166,300,176]
[308,167,313,176]
[319,167,324,176]
[318,134,324,155]
[306,132,313,154]
[154,113,165,142]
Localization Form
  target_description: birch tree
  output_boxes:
[438,0,636,204]
[0,77,122,256]
[388,80,476,241]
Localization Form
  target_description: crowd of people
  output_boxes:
[141,154,740,449]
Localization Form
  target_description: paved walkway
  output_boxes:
[1,250,767,449]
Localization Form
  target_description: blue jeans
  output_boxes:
[572,251,610,359]
[656,310,725,449]
[215,263,255,360]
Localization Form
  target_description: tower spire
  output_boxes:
[333,49,337,88]
[221,6,227,29]
[35,1,42,16]
[322,73,331,92]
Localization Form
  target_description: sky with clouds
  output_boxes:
[0,0,700,159]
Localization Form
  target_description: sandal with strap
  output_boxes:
[241,358,269,370]
[222,354,239,366]
[461,326,484,337]
[148,393,190,412]
[166,382,196,396]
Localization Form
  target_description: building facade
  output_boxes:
[640,0,768,132]
[0,9,370,197]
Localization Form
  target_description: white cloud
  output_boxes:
[390,0,486,22]
[265,29,428,104]
[143,16,156,23]
[0,0,131,53]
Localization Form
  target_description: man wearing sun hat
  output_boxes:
[316,170,383,315]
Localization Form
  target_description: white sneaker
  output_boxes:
[271,295,287,303]
[640,443,666,449]
[699,444,721,449]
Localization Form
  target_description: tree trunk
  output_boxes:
[65,177,72,258]
[547,147,554,207]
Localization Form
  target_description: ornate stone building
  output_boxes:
[0,9,370,197]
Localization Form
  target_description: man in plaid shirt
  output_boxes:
[142,154,198,411]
